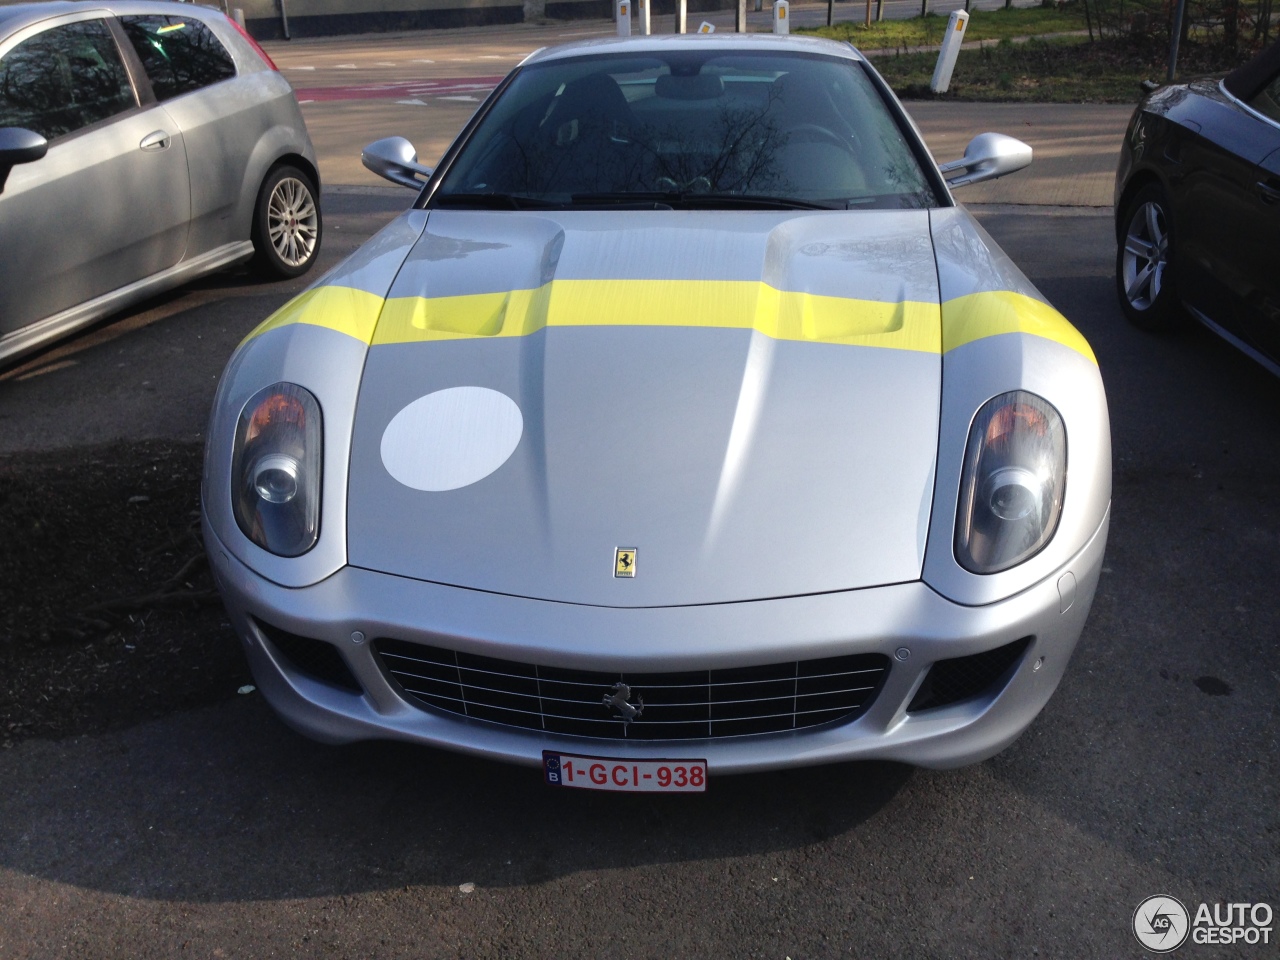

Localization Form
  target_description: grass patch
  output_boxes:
[869,35,1164,102]
[799,4,1086,50]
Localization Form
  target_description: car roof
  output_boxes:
[0,0,218,36]
[521,32,865,66]
[0,2,85,33]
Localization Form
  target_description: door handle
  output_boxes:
[1256,179,1280,204]
[139,130,171,151]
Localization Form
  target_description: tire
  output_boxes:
[1115,183,1179,331]
[251,164,322,279]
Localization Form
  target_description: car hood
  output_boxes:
[346,209,943,607]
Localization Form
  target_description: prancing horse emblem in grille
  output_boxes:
[603,682,644,724]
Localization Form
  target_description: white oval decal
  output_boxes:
[380,387,523,492]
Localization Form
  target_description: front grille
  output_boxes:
[375,638,890,741]
[908,636,1032,712]
[255,619,362,693]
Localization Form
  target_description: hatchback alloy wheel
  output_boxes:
[267,175,319,268]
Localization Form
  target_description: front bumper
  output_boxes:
[204,508,1108,773]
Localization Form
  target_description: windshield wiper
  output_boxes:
[433,192,563,209]
[569,192,675,209]
[681,194,837,211]
[572,192,835,211]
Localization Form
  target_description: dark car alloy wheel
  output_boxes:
[252,164,322,279]
[1116,183,1178,330]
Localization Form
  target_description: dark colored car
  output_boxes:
[1114,41,1280,374]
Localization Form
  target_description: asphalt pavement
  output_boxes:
[1,18,1277,960]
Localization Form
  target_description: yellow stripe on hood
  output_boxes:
[241,280,1095,363]
[942,289,1096,363]
[373,279,941,352]
[241,284,385,346]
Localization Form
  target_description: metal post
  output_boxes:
[828,0,835,27]
[864,0,871,26]
[738,0,747,32]
[929,9,968,93]
[638,0,651,34]
[1167,0,1188,82]
[677,0,687,33]
[277,0,290,40]
[875,0,883,20]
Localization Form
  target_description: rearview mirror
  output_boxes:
[361,137,433,190]
[0,127,48,195]
[938,133,1032,189]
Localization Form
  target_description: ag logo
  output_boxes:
[614,547,637,578]
[1133,895,1190,953]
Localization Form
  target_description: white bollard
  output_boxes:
[772,0,788,33]
[637,0,651,34]
[929,10,969,93]
[616,0,631,35]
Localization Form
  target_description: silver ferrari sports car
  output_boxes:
[203,34,1111,790]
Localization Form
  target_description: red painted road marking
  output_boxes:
[294,76,505,102]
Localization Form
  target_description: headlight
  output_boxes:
[232,383,322,557]
[955,391,1065,574]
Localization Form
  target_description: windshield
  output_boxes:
[433,50,939,210]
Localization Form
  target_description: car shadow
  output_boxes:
[0,696,914,901]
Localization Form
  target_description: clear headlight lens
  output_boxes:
[232,383,322,557]
[955,391,1066,574]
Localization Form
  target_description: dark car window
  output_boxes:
[0,19,136,141]
[119,15,236,101]
[435,51,939,210]
[1247,73,1280,124]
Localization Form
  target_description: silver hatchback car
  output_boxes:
[0,0,321,364]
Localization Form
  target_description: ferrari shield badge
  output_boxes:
[614,547,637,578]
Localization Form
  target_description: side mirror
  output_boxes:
[938,132,1032,189]
[361,137,433,190]
[0,127,48,195]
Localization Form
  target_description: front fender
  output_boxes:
[204,210,428,588]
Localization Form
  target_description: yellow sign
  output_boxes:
[614,547,637,578]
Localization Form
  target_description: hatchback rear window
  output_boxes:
[120,15,235,101]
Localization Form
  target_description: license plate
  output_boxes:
[542,751,707,793]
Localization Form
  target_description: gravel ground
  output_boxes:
[0,440,249,749]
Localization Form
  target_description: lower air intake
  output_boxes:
[375,638,890,741]
[908,636,1032,712]
[255,619,362,693]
